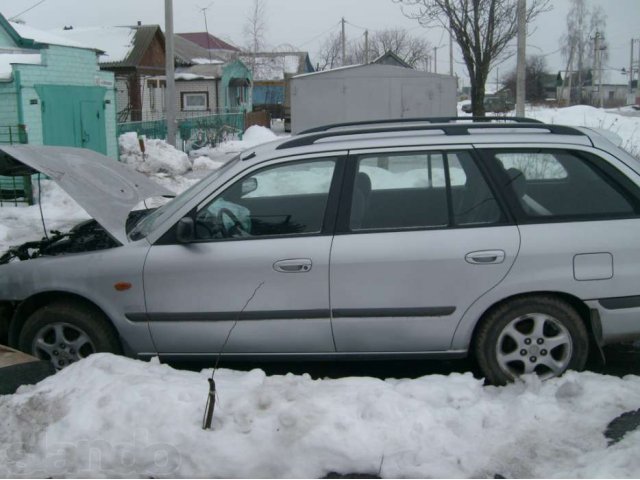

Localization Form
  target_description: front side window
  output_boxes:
[182,92,208,111]
[349,151,502,231]
[491,149,640,220]
[195,159,336,240]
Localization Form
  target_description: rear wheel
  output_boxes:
[18,302,121,370]
[475,296,589,385]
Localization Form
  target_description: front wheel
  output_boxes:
[19,302,121,370]
[474,296,589,385]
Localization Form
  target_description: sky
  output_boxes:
[0,0,638,86]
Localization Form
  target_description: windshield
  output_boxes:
[128,155,240,240]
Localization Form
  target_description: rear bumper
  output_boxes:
[586,297,640,345]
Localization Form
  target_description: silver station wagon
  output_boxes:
[1,116,640,385]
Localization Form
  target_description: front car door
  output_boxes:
[143,153,344,356]
[329,147,520,353]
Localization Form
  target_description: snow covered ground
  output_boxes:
[2,111,640,477]
[1,354,639,477]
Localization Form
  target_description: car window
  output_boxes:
[496,152,568,180]
[195,158,336,240]
[349,151,502,231]
[490,149,640,220]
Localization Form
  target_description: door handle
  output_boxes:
[273,258,312,273]
[465,250,505,265]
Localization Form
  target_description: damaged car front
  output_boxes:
[0,145,175,368]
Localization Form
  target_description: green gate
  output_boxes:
[36,85,107,154]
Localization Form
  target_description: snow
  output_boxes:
[175,72,217,81]
[10,22,86,49]
[50,26,136,63]
[190,125,279,157]
[0,52,41,80]
[118,132,192,176]
[0,354,639,477]
[191,57,224,65]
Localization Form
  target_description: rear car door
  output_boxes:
[480,146,640,344]
[329,147,520,353]
[142,153,344,356]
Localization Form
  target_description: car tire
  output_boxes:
[474,295,589,385]
[18,302,121,370]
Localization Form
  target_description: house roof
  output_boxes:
[10,21,87,49]
[174,34,224,66]
[177,32,240,52]
[372,50,413,69]
[52,25,161,67]
[238,51,313,81]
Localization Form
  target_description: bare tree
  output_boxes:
[243,0,268,75]
[363,28,431,68]
[394,0,550,116]
[316,32,343,70]
[560,0,608,105]
[317,28,431,71]
[503,54,550,103]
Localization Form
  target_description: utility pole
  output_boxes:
[595,31,604,108]
[630,38,635,95]
[515,0,526,117]
[364,30,369,64]
[164,0,176,146]
[449,27,454,76]
[341,17,346,66]
[433,46,438,74]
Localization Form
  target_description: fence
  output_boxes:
[117,111,245,152]
[0,125,32,206]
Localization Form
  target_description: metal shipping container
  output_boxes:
[291,64,457,133]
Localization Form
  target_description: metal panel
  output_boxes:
[291,64,457,133]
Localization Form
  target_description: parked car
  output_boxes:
[2,117,640,385]
[462,96,514,114]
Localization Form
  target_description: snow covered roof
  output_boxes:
[177,32,240,52]
[239,52,311,81]
[175,72,217,81]
[10,21,87,49]
[50,26,135,63]
[0,51,41,80]
[174,34,225,66]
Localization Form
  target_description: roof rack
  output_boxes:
[276,122,587,151]
[298,116,543,135]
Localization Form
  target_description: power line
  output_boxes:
[9,0,48,21]
[297,20,342,47]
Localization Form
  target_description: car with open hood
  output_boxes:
[2,116,640,385]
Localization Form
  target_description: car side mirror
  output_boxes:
[176,217,195,243]
[241,177,258,196]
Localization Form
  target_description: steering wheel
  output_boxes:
[195,210,217,238]
[217,208,250,238]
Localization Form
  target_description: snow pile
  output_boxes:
[0,53,41,80]
[192,125,280,157]
[0,179,90,253]
[0,354,639,478]
[119,132,192,176]
[192,156,226,171]
[525,105,640,158]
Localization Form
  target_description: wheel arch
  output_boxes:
[469,290,595,352]
[8,291,119,348]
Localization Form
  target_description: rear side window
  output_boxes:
[490,149,640,221]
[349,150,503,231]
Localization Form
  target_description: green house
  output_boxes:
[0,15,117,158]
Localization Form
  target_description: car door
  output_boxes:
[329,147,520,353]
[143,153,344,355]
[480,146,640,322]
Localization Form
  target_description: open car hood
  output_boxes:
[0,145,173,244]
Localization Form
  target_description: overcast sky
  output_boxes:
[1,0,638,85]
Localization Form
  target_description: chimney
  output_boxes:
[137,21,142,26]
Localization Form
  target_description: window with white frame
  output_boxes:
[181,92,208,111]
